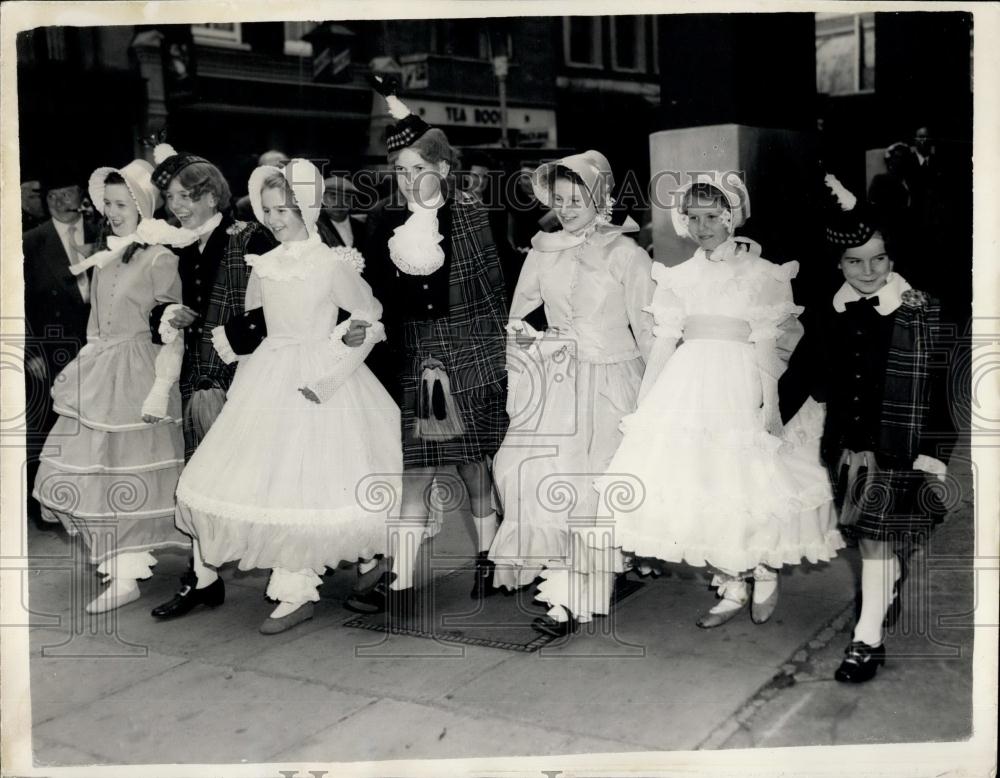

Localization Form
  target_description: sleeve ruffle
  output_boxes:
[642,303,684,339]
[765,260,800,282]
[302,318,387,403]
[211,325,239,365]
[505,318,544,341]
[157,304,184,345]
[748,300,805,343]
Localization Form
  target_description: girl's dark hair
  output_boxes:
[100,171,143,263]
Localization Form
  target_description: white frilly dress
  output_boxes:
[174,234,402,590]
[490,221,655,621]
[597,242,842,574]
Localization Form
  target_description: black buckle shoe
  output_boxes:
[150,573,225,620]
[470,552,497,600]
[345,572,419,617]
[531,610,580,639]
[834,641,886,683]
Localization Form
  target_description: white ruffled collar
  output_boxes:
[69,219,198,275]
[530,215,639,254]
[194,212,224,239]
[246,233,328,280]
[388,196,446,276]
[833,272,911,316]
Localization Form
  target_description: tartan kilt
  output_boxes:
[399,318,508,468]
[831,449,949,542]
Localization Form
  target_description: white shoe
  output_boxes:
[86,579,140,614]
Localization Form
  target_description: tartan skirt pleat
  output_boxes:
[831,448,949,542]
[399,318,507,468]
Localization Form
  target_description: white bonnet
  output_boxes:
[531,150,615,212]
[670,172,751,239]
[248,158,324,237]
[88,159,160,221]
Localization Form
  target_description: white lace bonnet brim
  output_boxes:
[671,173,751,238]
[248,158,325,237]
[88,159,159,221]
[531,150,615,211]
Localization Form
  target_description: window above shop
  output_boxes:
[816,12,875,95]
[564,16,603,68]
[431,19,489,60]
[192,22,249,50]
[610,16,646,72]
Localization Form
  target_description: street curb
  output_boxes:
[695,597,856,750]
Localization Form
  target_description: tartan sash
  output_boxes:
[877,291,936,465]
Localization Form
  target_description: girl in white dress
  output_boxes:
[599,175,841,628]
[490,151,655,636]
[174,159,401,634]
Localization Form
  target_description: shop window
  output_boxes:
[816,12,875,95]
[284,21,317,57]
[610,16,646,73]
[564,16,602,68]
[192,22,248,49]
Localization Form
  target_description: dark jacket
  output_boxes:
[23,218,100,374]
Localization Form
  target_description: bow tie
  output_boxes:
[845,295,880,310]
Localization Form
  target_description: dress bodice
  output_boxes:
[644,244,801,344]
[510,231,655,363]
[245,237,379,342]
[91,246,181,341]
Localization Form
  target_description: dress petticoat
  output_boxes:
[33,246,189,563]
[174,236,402,574]
[598,250,842,574]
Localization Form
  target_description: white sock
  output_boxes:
[752,564,778,603]
[473,512,498,553]
[853,557,894,646]
[191,539,219,589]
[270,601,306,619]
[358,558,378,575]
[389,526,425,591]
[709,576,748,614]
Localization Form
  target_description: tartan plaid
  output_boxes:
[877,294,939,465]
[178,217,275,458]
[400,318,508,466]
[441,192,510,395]
[831,449,946,541]
[364,192,510,466]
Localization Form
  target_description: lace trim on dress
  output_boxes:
[387,205,446,276]
[245,234,328,280]
[747,300,806,342]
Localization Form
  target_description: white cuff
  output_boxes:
[913,455,947,481]
[506,319,543,340]
[158,304,183,345]
[211,325,238,365]
[141,378,174,420]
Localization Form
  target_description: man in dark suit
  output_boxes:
[22,172,101,524]
[21,179,46,233]
[315,174,365,249]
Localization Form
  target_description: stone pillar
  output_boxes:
[649,124,816,268]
